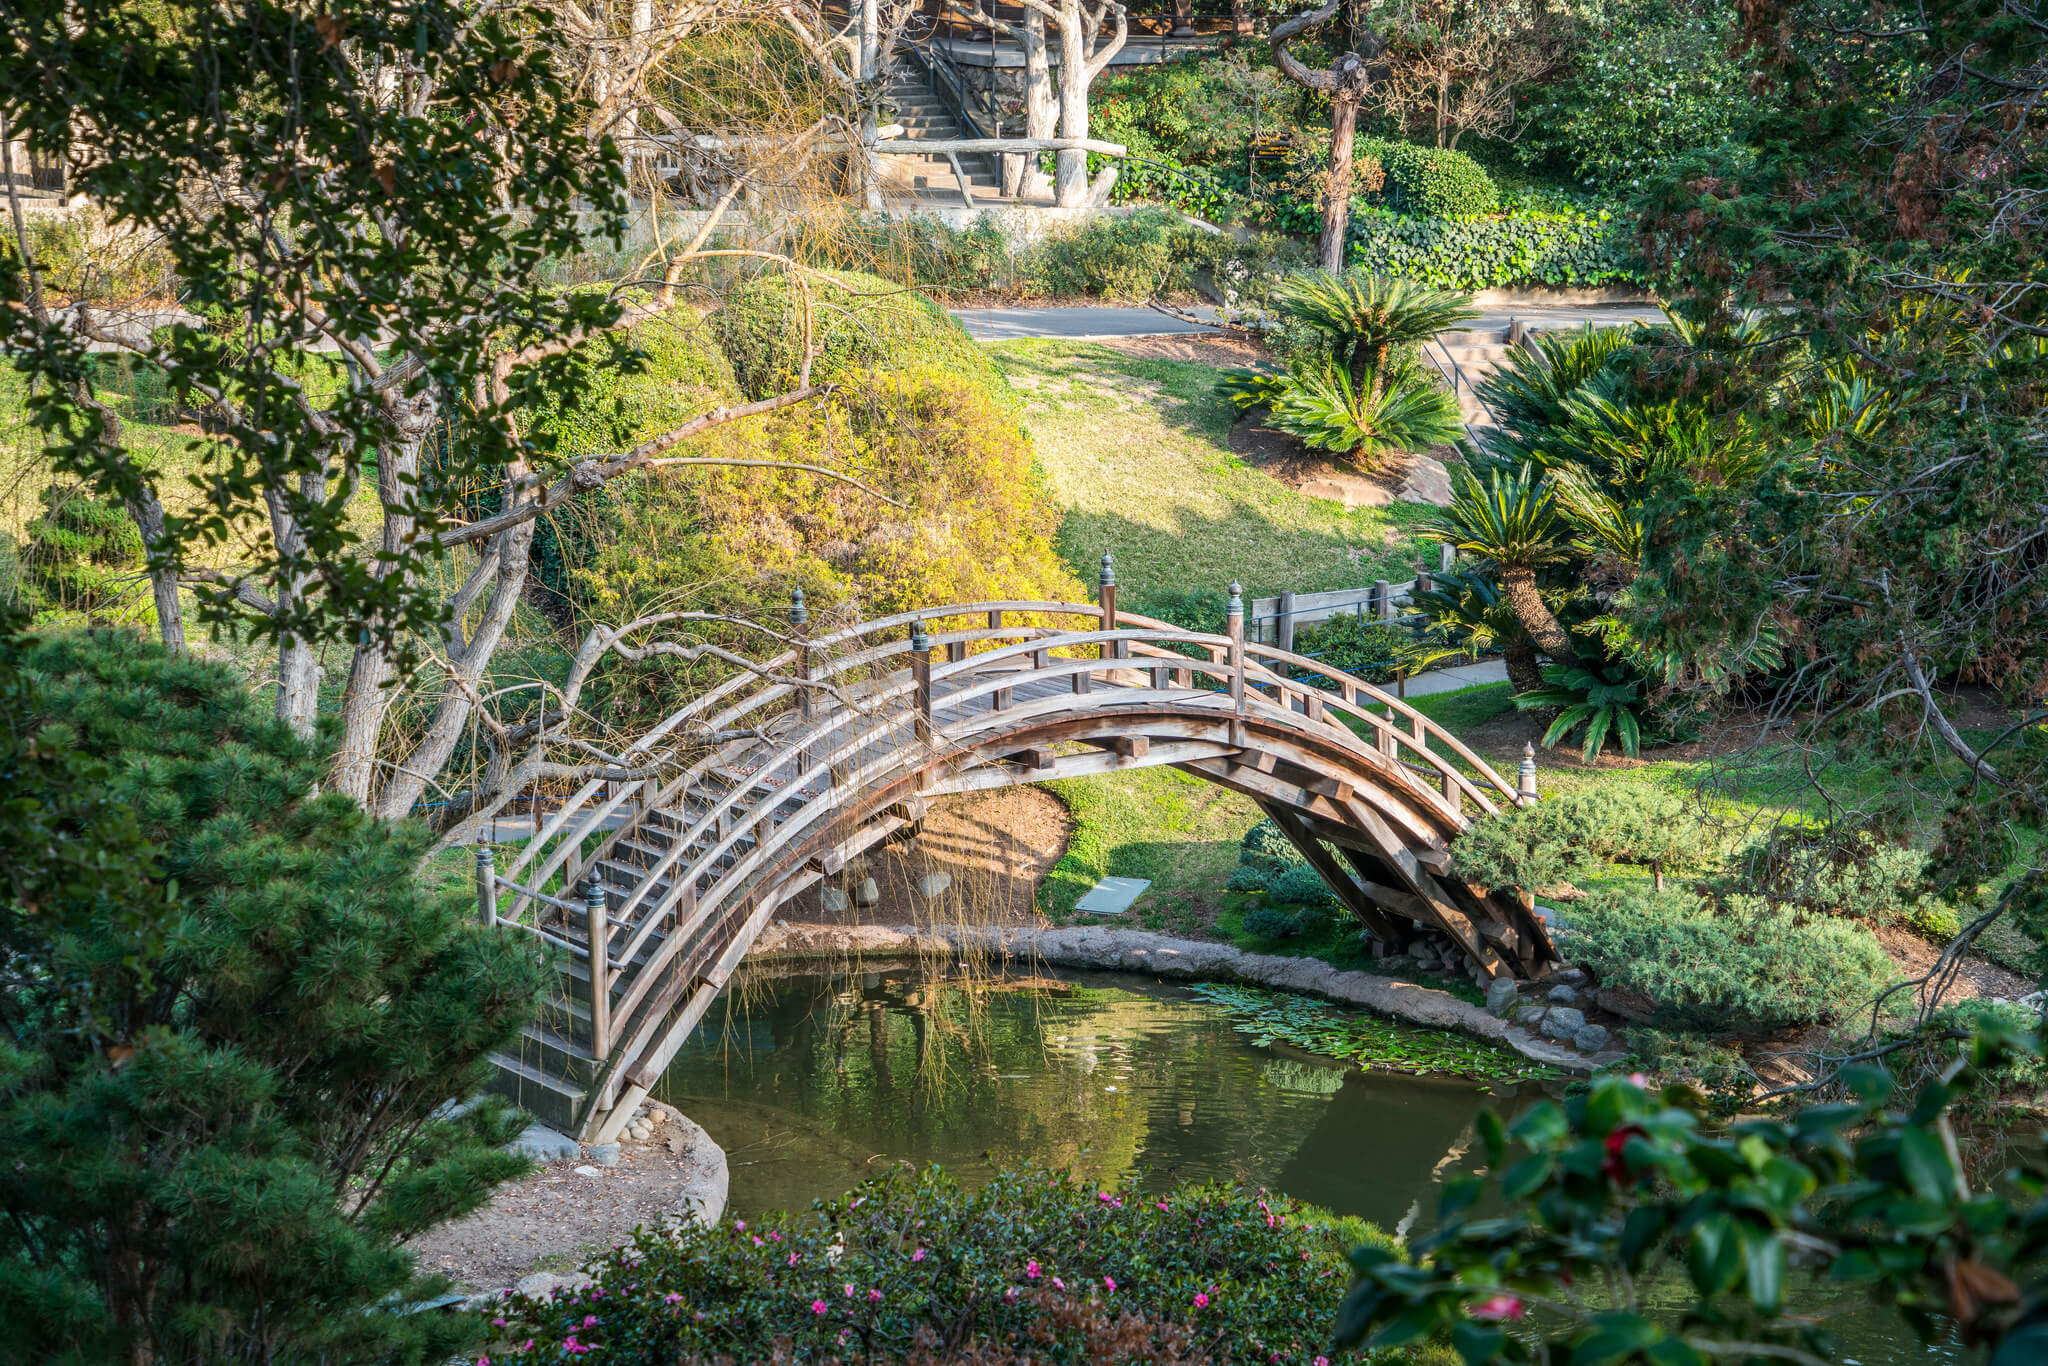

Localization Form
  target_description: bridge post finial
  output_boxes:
[909,618,929,654]
[790,585,808,629]
[909,619,933,744]
[474,842,497,927]
[1518,741,1540,805]
[1097,552,1119,649]
[1226,581,1243,619]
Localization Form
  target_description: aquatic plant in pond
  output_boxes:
[493,1164,1416,1364]
[1187,984,1563,1087]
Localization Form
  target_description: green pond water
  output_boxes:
[657,966,1961,1365]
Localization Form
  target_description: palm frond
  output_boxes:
[1423,463,1567,567]
[1265,361,1462,469]
[1217,369,1291,414]
[1274,271,1479,357]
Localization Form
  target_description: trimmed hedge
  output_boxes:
[1346,205,1642,292]
[714,267,1000,399]
[1356,138,1498,219]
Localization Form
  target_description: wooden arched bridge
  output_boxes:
[480,571,1556,1139]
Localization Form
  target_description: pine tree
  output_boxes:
[0,623,549,1365]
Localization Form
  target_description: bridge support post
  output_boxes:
[1277,590,1296,653]
[475,844,497,927]
[585,876,611,1059]
[1098,553,1118,658]
[1226,581,1246,747]
[1518,742,1540,805]
[910,619,933,745]
[792,587,812,722]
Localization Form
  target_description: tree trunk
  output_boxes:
[1503,640,1544,695]
[1318,94,1358,271]
[1496,564,1575,663]
[1004,16,1054,199]
[1053,8,1089,207]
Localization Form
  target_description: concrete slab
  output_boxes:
[1397,659,1509,697]
[1075,876,1152,915]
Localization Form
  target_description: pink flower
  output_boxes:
[1103,1276,1116,1292]
[868,1288,883,1302]
[519,1342,532,1354]
[752,1237,763,1246]
[1193,1292,1210,1309]
[492,1317,507,1327]
[1005,1287,1019,1302]
[580,1315,596,1328]
[1052,1276,1065,1290]
[811,1299,828,1315]
[1155,1201,1169,1211]
[1025,1260,1041,1279]
[1628,1072,1650,1087]
[477,1357,490,1365]
[663,1293,684,1304]
[1471,1294,1526,1322]
[912,1248,926,1262]
[734,1220,746,1232]
[1316,1358,1330,1366]
[561,1337,590,1356]
[843,1283,855,1298]
[788,1252,800,1266]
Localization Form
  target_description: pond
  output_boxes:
[658,965,1958,1365]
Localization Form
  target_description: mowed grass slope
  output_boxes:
[988,340,1438,615]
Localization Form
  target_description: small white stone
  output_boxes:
[572,1164,601,1177]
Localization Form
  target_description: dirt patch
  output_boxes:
[777,786,1071,929]
[1090,331,1268,365]
[1460,707,1790,770]
[1874,922,2033,1007]
[1226,411,1454,508]
[411,1102,727,1291]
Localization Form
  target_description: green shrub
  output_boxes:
[1563,886,1897,1034]
[495,1165,1400,1364]
[1357,138,1498,219]
[1269,862,1342,910]
[18,482,146,622]
[713,268,999,399]
[1451,786,1714,889]
[0,206,177,302]
[1021,208,1286,303]
[1718,829,1952,930]
[1293,615,1407,684]
[1346,205,1642,292]
[1242,905,1307,938]
[569,363,1083,730]
[1228,862,1275,892]
[1239,817,1305,870]
[525,310,739,457]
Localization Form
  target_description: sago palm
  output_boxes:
[1408,568,1544,694]
[1423,464,1576,663]
[1275,271,1479,378]
[1474,323,1634,469]
[1266,360,1463,470]
[1513,660,1648,760]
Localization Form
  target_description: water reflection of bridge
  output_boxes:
[659,966,1528,1232]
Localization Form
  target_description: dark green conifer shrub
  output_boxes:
[0,627,547,1365]
[19,482,145,621]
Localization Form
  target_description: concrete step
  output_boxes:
[513,1019,604,1085]
[486,1050,588,1134]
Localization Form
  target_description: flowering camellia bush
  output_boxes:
[489,1166,1434,1364]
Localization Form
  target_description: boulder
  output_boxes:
[508,1124,581,1163]
[1573,1024,1612,1053]
[1485,977,1520,1017]
[1595,986,1658,1022]
[1546,984,1582,1007]
[915,872,953,899]
[514,1271,594,1300]
[1511,1003,1547,1027]
[852,877,880,908]
[1540,1007,1587,1042]
[820,886,851,914]
[587,1143,621,1167]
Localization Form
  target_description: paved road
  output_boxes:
[951,305,1223,341]
[951,302,1663,342]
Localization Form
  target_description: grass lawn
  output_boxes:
[988,340,1439,617]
